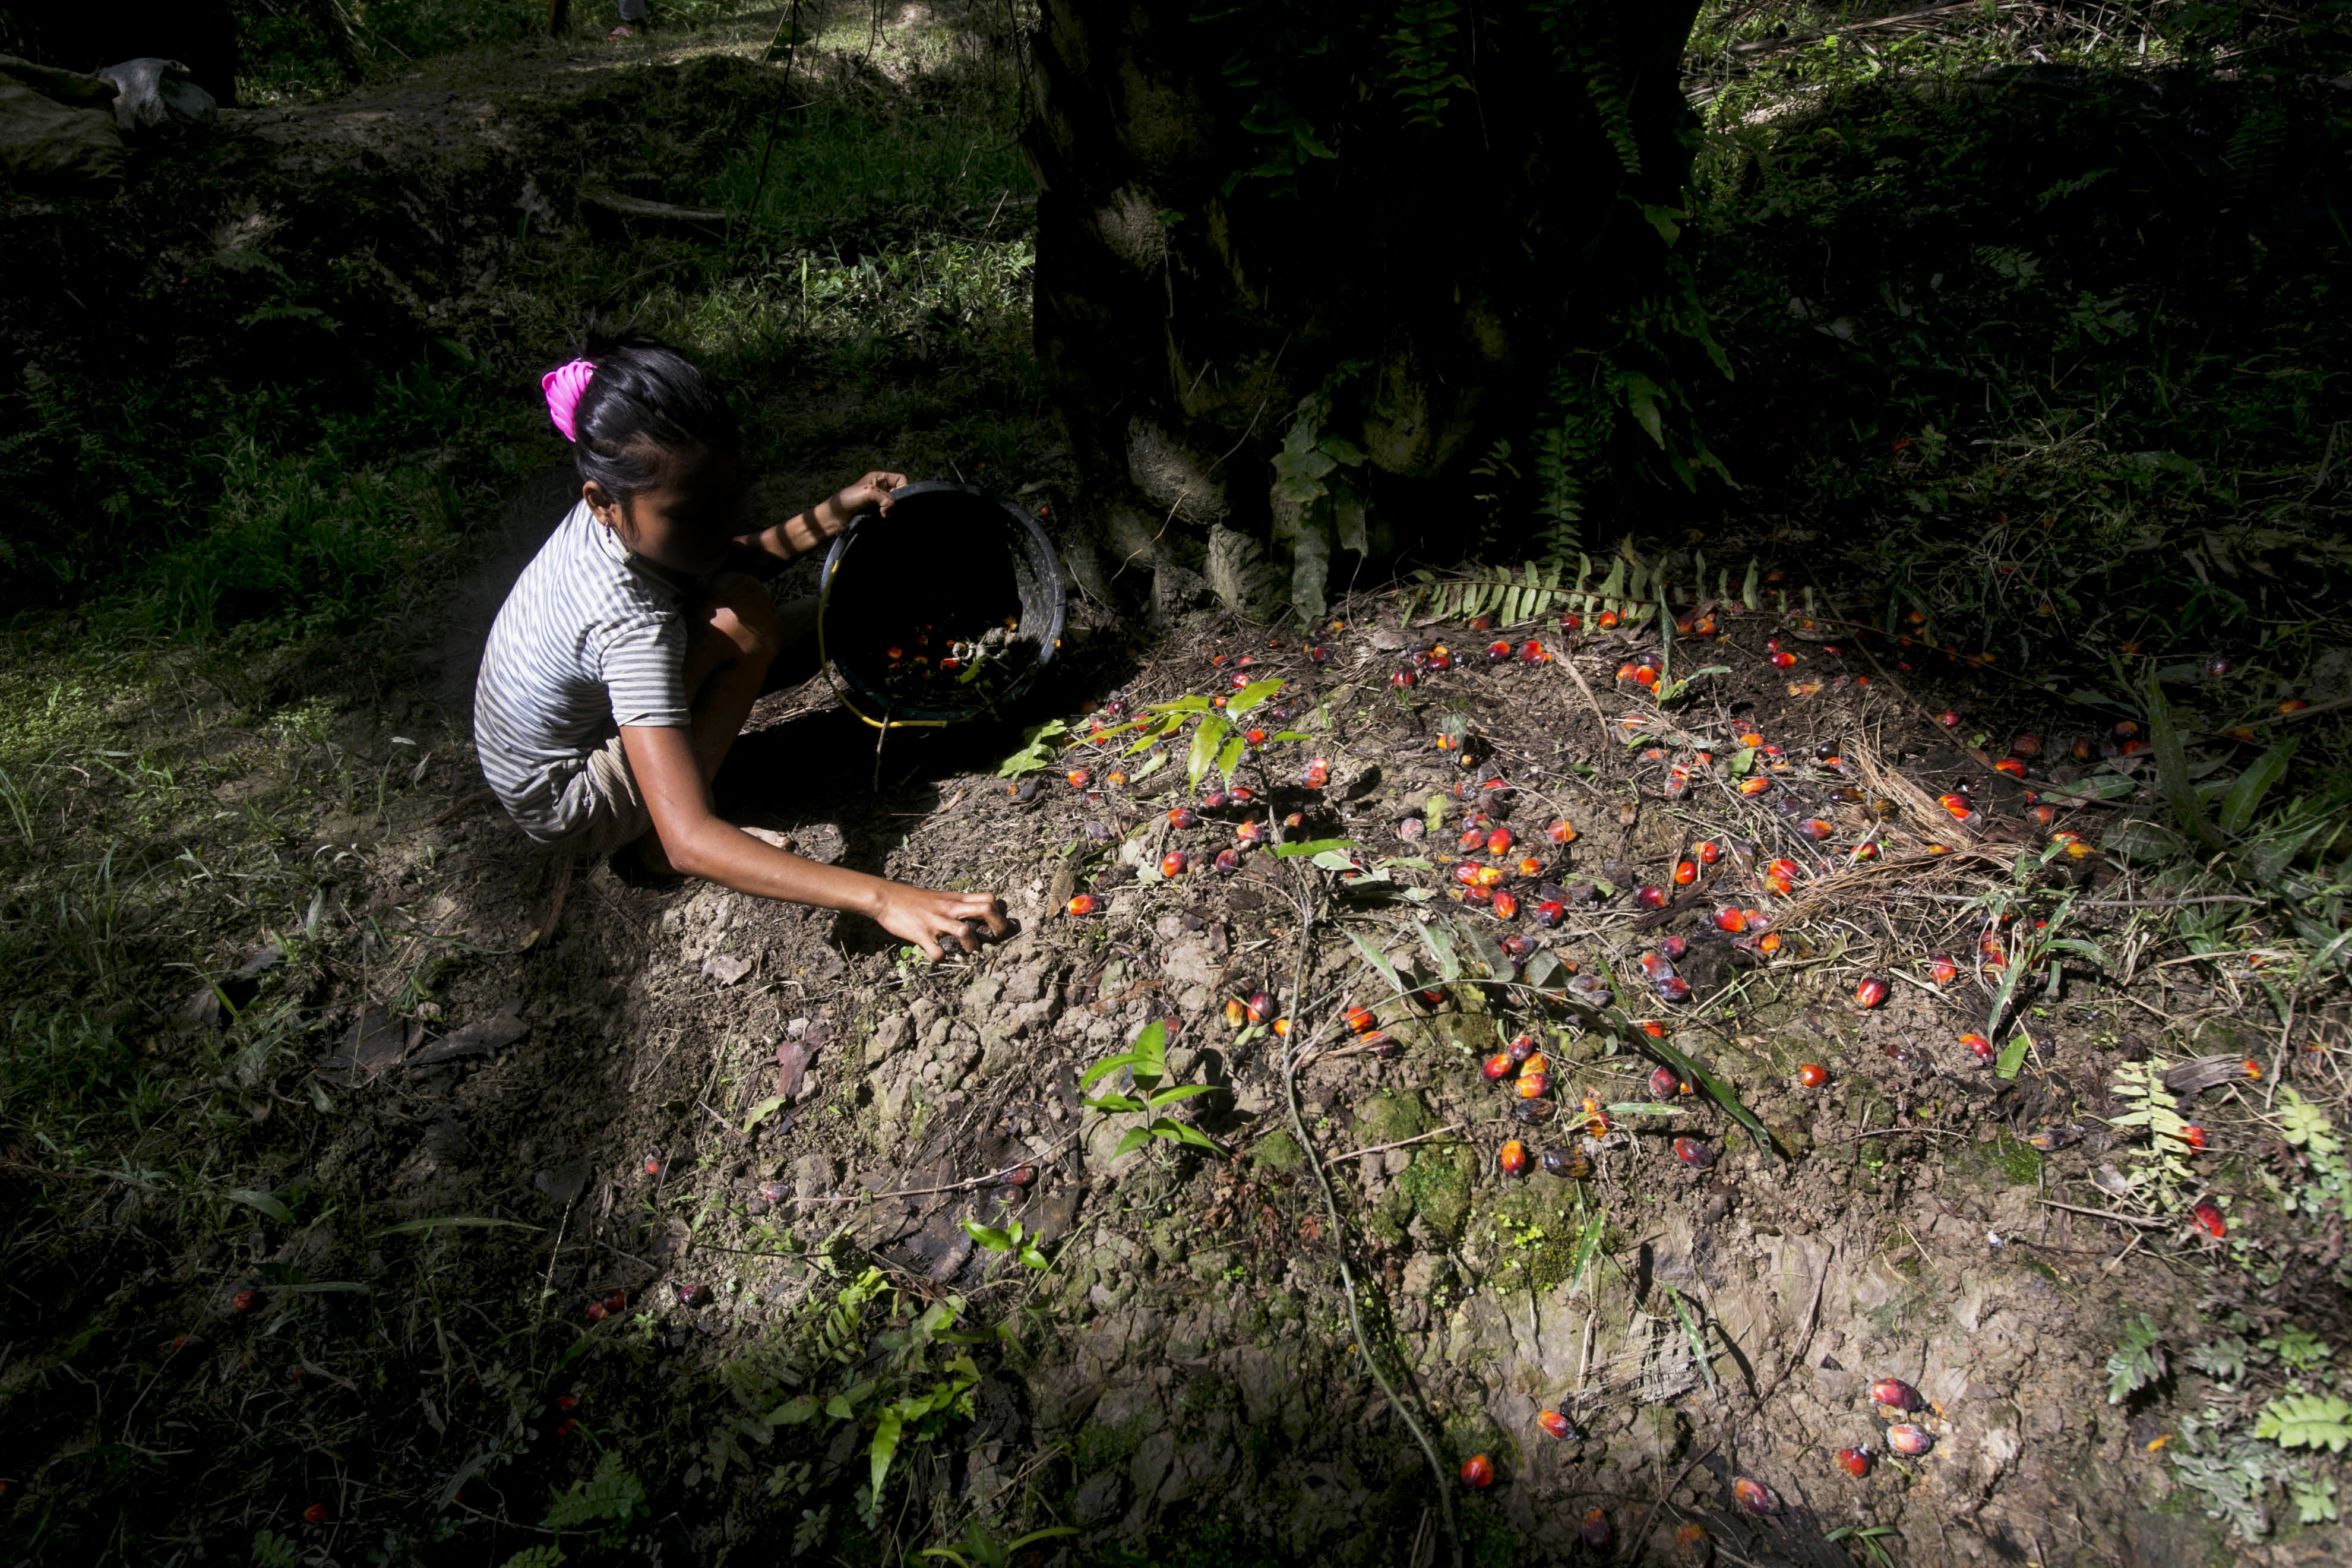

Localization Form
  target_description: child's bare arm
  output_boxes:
[619,722,1003,959]
[729,470,908,573]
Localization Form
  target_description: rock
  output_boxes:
[865,1012,912,1068]
[702,953,754,986]
[0,74,125,193]
[1161,938,1221,992]
[1003,963,1047,1004]
[1070,1469,1124,1526]
[1401,1253,1450,1297]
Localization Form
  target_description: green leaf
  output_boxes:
[1188,715,1229,791]
[2106,1314,2167,1404]
[1273,836,1354,859]
[228,1188,292,1224]
[742,1096,789,1135]
[1417,920,1461,982]
[2256,1393,2352,1452]
[768,1393,820,1425]
[1741,559,1760,611]
[1147,1083,1222,1105]
[1155,1120,1221,1152]
[2218,738,2299,835]
[1215,735,1247,782]
[373,1215,543,1238]
[1670,1289,1716,1391]
[870,1405,905,1503]
[1227,679,1285,716]
[2148,676,2224,849]
[1078,1050,1142,1090]
[1995,1031,2030,1080]
[960,1221,1013,1251]
[1111,1126,1153,1159]
[1342,928,1404,998]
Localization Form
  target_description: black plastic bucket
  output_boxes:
[816,481,1066,729]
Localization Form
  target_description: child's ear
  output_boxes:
[583,480,624,530]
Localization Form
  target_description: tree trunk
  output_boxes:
[1023,0,1706,620]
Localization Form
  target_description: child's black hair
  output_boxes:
[570,332,740,507]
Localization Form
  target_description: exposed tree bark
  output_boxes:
[1022,0,1706,619]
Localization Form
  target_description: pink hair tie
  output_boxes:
[540,358,597,441]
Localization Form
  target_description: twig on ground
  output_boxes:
[1325,1125,1465,1165]
[818,1136,1079,1203]
[2039,1199,2170,1228]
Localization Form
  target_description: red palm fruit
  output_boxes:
[1543,818,1578,845]
[1738,776,1772,797]
[1633,666,1659,687]
[644,1156,663,1177]
[2243,1058,2264,1080]
[1212,849,1243,874]
[1487,640,1514,662]
[1870,1377,1923,1411]
[1066,769,1092,789]
[1518,1052,1550,1080]
[1937,793,1973,820]
[1474,865,1506,888]
[1302,758,1330,788]
[1959,1032,1993,1061]
[1597,609,1621,628]
[2280,697,2310,713]
[2011,733,2042,757]
[1458,826,1487,852]
[1516,1073,1550,1099]
[1346,1006,1378,1035]
[1887,1424,1935,1457]
[304,1503,330,1523]
[604,1290,626,1313]
[2114,719,2141,738]
[1246,991,1274,1023]
[1460,1455,1494,1488]
[1305,643,1328,663]
[2195,1200,2227,1238]
[1639,951,1676,980]
[1580,1507,1613,1549]
[1756,931,1782,954]
[1673,859,1697,885]
[1733,1477,1780,1515]
[1659,935,1688,960]
[1616,660,1643,683]
[586,1301,609,1323]
[1835,1446,1873,1478]
[1635,1020,1668,1039]
[1168,807,1199,828]
[1800,818,1833,839]
[1676,1524,1712,1567]
[1271,1018,1291,1036]
[1243,728,1267,746]
[1687,841,1720,868]
[1764,636,1784,653]
[1526,1409,1572,1443]
[1736,731,1767,748]
[1487,827,1516,853]
[1930,955,1958,984]
[1390,669,1415,688]
[1674,1137,1714,1168]
[1693,615,1717,637]
[1102,768,1127,787]
[1656,975,1692,1002]
[1798,1063,1830,1088]
[1492,889,1520,920]
[1065,894,1098,916]
[1236,820,1266,844]
[1715,907,1749,933]
[1504,1032,1538,1064]
[2183,1124,2208,1151]
[2070,734,2095,760]
[1937,710,1962,728]
[2029,804,2057,827]
[1769,650,1797,668]
[1483,1053,1516,1081]
[1662,765,1690,798]
[1468,615,1493,631]
[1854,976,1890,1007]
[1851,842,1880,862]
[1161,851,1190,877]
[232,1289,258,1313]
[1520,640,1549,662]
[1499,1140,1531,1177]
[1763,858,1800,893]
[1994,758,2026,777]
[1646,1066,1677,1101]
[1516,856,1544,878]
[1452,864,1482,889]
[1225,997,1248,1030]
[1534,899,1566,931]
[1635,885,1667,909]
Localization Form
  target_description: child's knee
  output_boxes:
[703,573,784,657]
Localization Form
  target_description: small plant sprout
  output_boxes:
[1079,1020,1222,1159]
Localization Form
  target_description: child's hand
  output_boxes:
[874,882,1007,962]
[835,471,907,517]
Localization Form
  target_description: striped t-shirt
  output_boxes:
[474,500,693,843]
